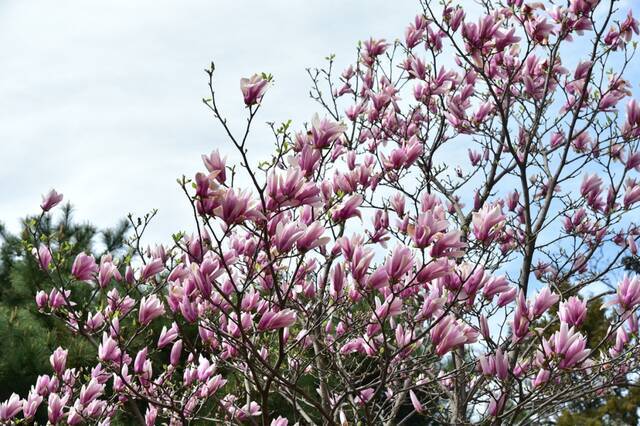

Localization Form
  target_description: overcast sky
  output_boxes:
[1,1,638,246]
[0,0,423,243]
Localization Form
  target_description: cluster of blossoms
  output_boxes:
[4,0,640,424]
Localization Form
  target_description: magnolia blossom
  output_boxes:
[140,258,164,281]
[257,309,297,331]
[138,295,165,325]
[240,74,268,106]
[478,349,509,380]
[472,204,505,242]
[612,275,640,311]
[532,287,559,318]
[559,296,587,326]
[202,149,227,183]
[409,390,424,414]
[0,394,22,421]
[33,245,52,271]
[98,333,121,362]
[542,323,590,369]
[430,314,477,356]
[49,347,68,376]
[40,189,63,211]
[21,392,42,419]
[71,253,98,281]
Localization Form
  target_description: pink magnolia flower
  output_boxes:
[550,131,565,149]
[479,315,490,340]
[217,189,263,225]
[240,74,268,106]
[271,416,289,426]
[512,292,530,342]
[612,275,640,311]
[559,296,587,326]
[624,182,640,208]
[106,289,136,316]
[97,256,121,288]
[34,245,52,270]
[610,326,630,358]
[570,0,597,14]
[542,323,590,369]
[71,253,98,281]
[40,189,63,211]
[49,347,68,376]
[409,390,424,413]
[180,294,198,323]
[0,393,22,421]
[623,99,640,138]
[532,287,559,317]
[273,222,304,253]
[498,287,517,307]
[145,405,158,426]
[140,258,164,281]
[524,16,555,44]
[482,275,510,299]
[599,91,624,110]
[48,288,71,309]
[621,10,640,39]
[384,245,414,281]
[332,195,363,222]
[85,311,104,332]
[98,333,121,362]
[391,193,406,216]
[533,369,550,388]
[79,378,105,406]
[310,113,346,149]
[205,374,227,395]
[236,401,262,420]
[395,324,416,351]
[330,263,345,299]
[472,204,505,243]
[382,137,423,170]
[355,388,376,405]
[170,339,183,366]
[138,295,165,326]
[202,149,227,183]
[361,38,388,66]
[266,167,321,209]
[412,210,448,248]
[430,230,466,258]
[405,16,426,48]
[487,391,506,417]
[257,309,297,331]
[430,314,474,356]
[580,173,604,211]
[35,375,55,396]
[47,393,68,424]
[367,268,389,290]
[158,322,179,348]
[478,349,509,380]
[296,144,322,177]
[296,222,330,251]
[22,391,42,419]
[374,295,403,320]
[134,347,148,373]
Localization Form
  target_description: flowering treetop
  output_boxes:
[3,0,640,424]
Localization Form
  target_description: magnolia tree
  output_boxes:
[3,0,640,424]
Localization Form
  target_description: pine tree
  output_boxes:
[0,204,129,419]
